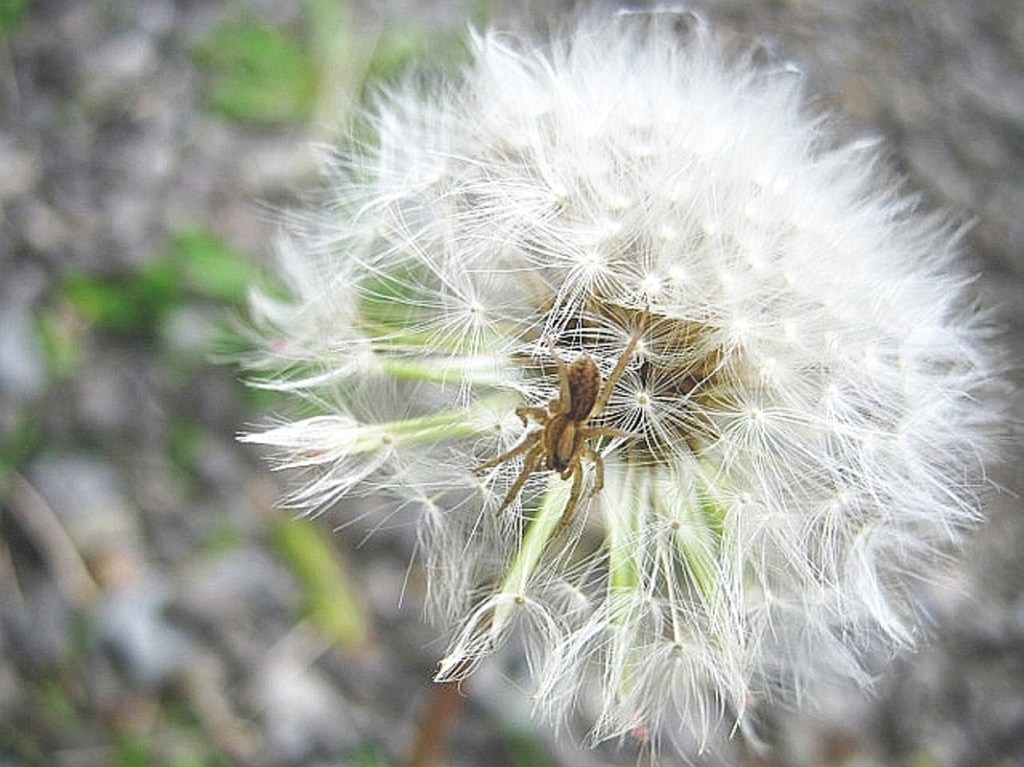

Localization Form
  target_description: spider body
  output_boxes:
[545,354,600,473]
[475,326,644,530]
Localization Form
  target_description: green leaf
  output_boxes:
[203,521,246,555]
[168,420,207,473]
[364,21,472,88]
[167,229,255,305]
[343,742,392,767]
[36,306,86,380]
[0,410,43,489]
[38,680,79,729]
[62,274,143,332]
[62,260,181,338]
[0,0,27,33]
[271,516,369,650]
[193,20,319,125]
[500,726,557,767]
[62,228,257,340]
[115,735,154,767]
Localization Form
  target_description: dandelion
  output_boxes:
[241,9,998,759]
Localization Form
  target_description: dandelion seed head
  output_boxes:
[240,9,1002,761]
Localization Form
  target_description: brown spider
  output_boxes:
[474,323,645,530]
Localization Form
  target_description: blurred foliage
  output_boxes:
[169,229,257,306]
[0,0,27,33]
[270,516,369,650]
[61,229,255,339]
[344,742,393,767]
[168,756,219,767]
[113,718,229,767]
[168,419,208,473]
[115,735,153,767]
[62,261,180,338]
[36,304,88,381]
[363,21,470,85]
[193,0,482,128]
[500,726,558,767]
[203,518,247,554]
[0,410,43,489]
[0,678,80,761]
[906,749,944,767]
[38,680,79,729]
[192,20,320,125]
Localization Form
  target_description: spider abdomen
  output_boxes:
[546,416,580,473]
[566,355,601,421]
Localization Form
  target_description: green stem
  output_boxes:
[379,354,507,387]
[490,476,569,631]
[337,392,518,455]
[607,461,645,606]
[671,476,725,612]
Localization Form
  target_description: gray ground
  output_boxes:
[2,1,1022,766]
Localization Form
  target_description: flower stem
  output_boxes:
[490,476,570,631]
[379,354,507,387]
[351,393,518,454]
[404,680,465,767]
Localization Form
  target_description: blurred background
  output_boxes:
[1,1,1022,766]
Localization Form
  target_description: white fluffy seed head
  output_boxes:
[241,9,1000,760]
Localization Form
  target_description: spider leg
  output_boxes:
[552,462,585,539]
[473,430,541,474]
[590,314,648,419]
[494,442,546,515]
[515,405,550,426]
[550,445,610,543]
[546,337,571,414]
[581,426,641,441]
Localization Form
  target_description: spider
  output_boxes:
[474,323,645,531]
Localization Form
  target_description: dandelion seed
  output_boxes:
[240,9,1000,761]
